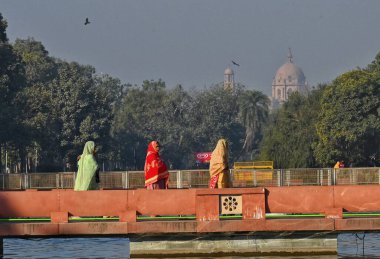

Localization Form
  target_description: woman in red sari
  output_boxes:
[144,141,169,189]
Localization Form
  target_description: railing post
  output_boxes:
[319,170,323,186]
[229,169,233,187]
[125,171,129,189]
[276,170,281,187]
[253,169,257,187]
[286,169,290,186]
[56,173,59,189]
[24,173,27,189]
[17,174,21,189]
[327,169,331,186]
[177,170,182,189]
[317,170,320,185]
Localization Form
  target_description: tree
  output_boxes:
[0,13,8,43]
[315,69,380,166]
[12,38,59,170]
[13,38,57,84]
[0,13,26,172]
[259,88,323,168]
[48,61,124,169]
[186,84,245,166]
[238,90,269,158]
[112,80,169,169]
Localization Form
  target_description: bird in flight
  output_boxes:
[231,60,240,66]
[84,18,90,25]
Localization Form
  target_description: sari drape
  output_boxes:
[74,141,99,191]
[144,141,169,188]
[209,139,230,188]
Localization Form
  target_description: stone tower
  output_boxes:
[224,67,234,90]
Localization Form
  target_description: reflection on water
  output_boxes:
[3,233,380,258]
[338,233,380,258]
[3,237,130,259]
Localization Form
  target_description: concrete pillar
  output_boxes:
[0,238,3,258]
[130,232,337,257]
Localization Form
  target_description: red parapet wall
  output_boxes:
[0,186,380,219]
[265,186,335,213]
[1,186,380,236]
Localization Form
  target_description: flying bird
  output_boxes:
[231,60,240,66]
[84,18,90,25]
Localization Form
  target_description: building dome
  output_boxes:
[224,67,234,75]
[271,49,308,109]
[273,62,305,86]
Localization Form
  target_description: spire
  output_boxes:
[288,47,293,63]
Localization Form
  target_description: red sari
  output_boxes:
[144,141,169,189]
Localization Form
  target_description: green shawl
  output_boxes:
[74,141,99,191]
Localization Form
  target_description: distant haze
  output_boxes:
[2,0,380,95]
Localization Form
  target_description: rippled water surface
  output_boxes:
[3,233,380,258]
[3,237,130,259]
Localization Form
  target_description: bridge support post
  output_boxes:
[0,237,3,258]
[196,194,219,221]
[119,211,136,222]
[325,208,343,219]
[51,212,69,223]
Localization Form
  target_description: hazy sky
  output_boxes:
[2,0,380,95]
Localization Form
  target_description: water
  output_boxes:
[3,237,130,259]
[3,233,380,258]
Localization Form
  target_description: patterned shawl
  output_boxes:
[144,141,169,186]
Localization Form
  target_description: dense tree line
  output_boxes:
[0,13,379,172]
[0,14,270,172]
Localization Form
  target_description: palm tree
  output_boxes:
[238,90,270,157]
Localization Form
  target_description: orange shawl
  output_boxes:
[209,139,229,178]
[144,141,169,186]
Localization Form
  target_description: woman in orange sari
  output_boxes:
[144,141,169,189]
[209,139,230,188]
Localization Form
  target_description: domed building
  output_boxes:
[223,67,234,90]
[271,49,308,109]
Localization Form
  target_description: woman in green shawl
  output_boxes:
[74,141,99,191]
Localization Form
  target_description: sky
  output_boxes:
[2,0,380,95]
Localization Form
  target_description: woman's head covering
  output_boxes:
[215,139,228,158]
[74,141,99,191]
[82,141,96,156]
[147,141,160,153]
[144,141,169,186]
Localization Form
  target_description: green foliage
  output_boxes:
[315,69,380,166]
[13,38,57,84]
[0,42,25,143]
[0,13,8,43]
[186,84,245,166]
[111,83,265,169]
[259,88,323,168]
[0,13,27,172]
[238,90,269,157]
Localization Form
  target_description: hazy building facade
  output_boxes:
[271,49,308,109]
